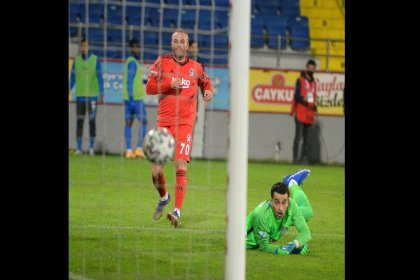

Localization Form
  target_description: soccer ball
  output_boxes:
[143,128,175,164]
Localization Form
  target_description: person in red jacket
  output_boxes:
[290,59,317,164]
[146,29,213,228]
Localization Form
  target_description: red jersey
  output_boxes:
[295,76,317,124]
[146,53,213,127]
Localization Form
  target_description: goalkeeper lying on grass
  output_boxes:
[246,169,313,255]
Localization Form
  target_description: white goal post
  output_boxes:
[225,0,250,279]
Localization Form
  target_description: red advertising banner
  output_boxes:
[249,69,344,116]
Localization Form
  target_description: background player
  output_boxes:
[69,38,104,155]
[123,38,148,158]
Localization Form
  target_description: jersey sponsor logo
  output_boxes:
[258,231,268,238]
[150,69,158,77]
[172,77,191,88]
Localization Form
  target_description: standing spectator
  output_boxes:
[69,38,104,155]
[145,29,213,227]
[290,59,317,164]
[123,38,148,158]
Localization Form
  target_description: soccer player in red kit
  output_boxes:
[145,29,213,227]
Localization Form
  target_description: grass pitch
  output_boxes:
[69,155,344,280]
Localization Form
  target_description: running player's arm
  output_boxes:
[252,214,283,254]
[290,201,312,247]
[146,57,172,95]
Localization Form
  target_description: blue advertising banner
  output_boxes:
[101,62,158,105]
[205,68,229,111]
[101,62,124,103]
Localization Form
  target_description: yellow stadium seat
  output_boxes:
[301,0,341,8]
[310,18,330,29]
[310,18,344,29]
[300,0,317,8]
[318,0,339,8]
[314,56,344,73]
[311,41,344,56]
[330,40,345,51]
[326,29,345,39]
[316,57,328,70]
[310,40,329,49]
[329,48,345,56]
[311,28,344,40]
[310,28,328,38]
[329,19,345,29]
[312,48,327,56]
[301,0,344,68]
[327,57,345,72]
[301,8,341,19]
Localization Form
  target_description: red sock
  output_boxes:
[152,173,167,198]
[175,169,187,210]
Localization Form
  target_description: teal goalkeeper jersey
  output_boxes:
[245,199,311,254]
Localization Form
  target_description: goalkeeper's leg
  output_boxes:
[289,180,313,222]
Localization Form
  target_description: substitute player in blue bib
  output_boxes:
[246,169,313,255]
[69,38,104,155]
[123,38,148,158]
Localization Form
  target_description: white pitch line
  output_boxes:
[70,224,344,237]
[69,272,95,280]
[69,181,227,191]
[71,224,225,233]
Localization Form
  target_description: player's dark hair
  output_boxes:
[189,40,196,45]
[129,38,139,47]
[80,37,87,44]
[306,59,317,67]
[271,182,289,198]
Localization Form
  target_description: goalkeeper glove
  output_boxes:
[280,241,297,253]
[277,241,310,255]
[275,241,297,255]
[275,246,290,255]
[290,243,309,255]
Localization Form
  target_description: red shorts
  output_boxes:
[157,124,193,162]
